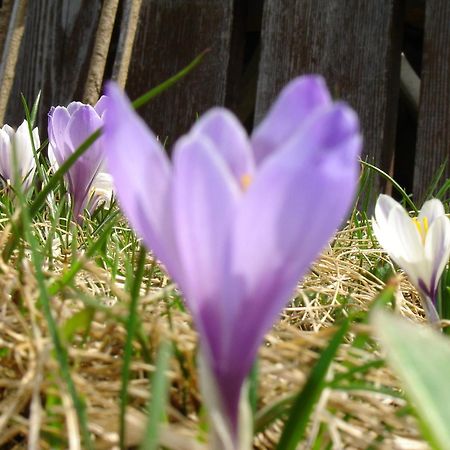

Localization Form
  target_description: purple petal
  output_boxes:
[251,75,332,164]
[190,108,254,184]
[48,106,72,165]
[171,132,240,356]
[65,105,102,153]
[213,103,361,422]
[66,101,85,115]
[94,95,109,117]
[103,82,178,275]
[63,106,104,219]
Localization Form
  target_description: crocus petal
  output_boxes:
[387,207,424,262]
[66,101,85,115]
[0,127,13,180]
[14,121,38,179]
[190,108,254,184]
[63,106,104,217]
[251,75,332,164]
[103,82,178,276]
[171,132,240,355]
[425,215,450,294]
[94,95,109,117]
[419,198,445,225]
[65,106,103,156]
[215,103,361,425]
[86,172,114,214]
[374,194,403,226]
[0,121,38,188]
[48,107,72,165]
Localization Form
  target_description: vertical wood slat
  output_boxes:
[124,0,234,144]
[0,0,27,124]
[414,0,450,201]
[255,0,403,197]
[0,0,15,59]
[111,0,143,88]
[82,0,120,104]
[4,0,104,131]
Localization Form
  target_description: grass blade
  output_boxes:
[132,49,209,110]
[14,163,93,449]
[360,160,418,213]
[140,340,173,450]
[119,246,147,449]
[276,319,349,450]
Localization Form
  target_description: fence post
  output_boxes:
[4,0,104,130]
[414,0,450,201]
[255,0,403,201]
[123,0,235,145]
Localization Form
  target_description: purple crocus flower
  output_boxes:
[48,97,108,222]
[102,76,362,448]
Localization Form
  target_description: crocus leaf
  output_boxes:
[276,319,349,450]
[372,309,450,450]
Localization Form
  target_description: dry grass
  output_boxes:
[0,221,430,449]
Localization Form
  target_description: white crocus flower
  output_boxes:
[0,120,39,190]
[372,194,450,322]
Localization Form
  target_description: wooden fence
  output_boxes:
[0,0,448,202]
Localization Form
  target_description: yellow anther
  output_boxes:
[240,173,252,191]
[413,216,429,243]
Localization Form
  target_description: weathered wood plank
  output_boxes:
[4,0,103,130]
[0,0,27,124]
[0,0,15,60]
[111,0,143,88]
[124,0,234,144]
[414,0,450,200]
[255,0,403,196]
[83,0,120,104]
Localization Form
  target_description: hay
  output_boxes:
[0,222,430,449]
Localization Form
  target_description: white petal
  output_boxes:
[14,120,36,177]
[0,127,12,180]
[91,172,114,202]
[374,194,403,226]
[419,198,446,225]
[425,215,450,290]
[47,144,59,172]
[372,217,402,259]
[388,207,424,262]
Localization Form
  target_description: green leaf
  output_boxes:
[372,310,450,450]
[60,308,95,343]
[140,340,173,450]
[276,319,349,450]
